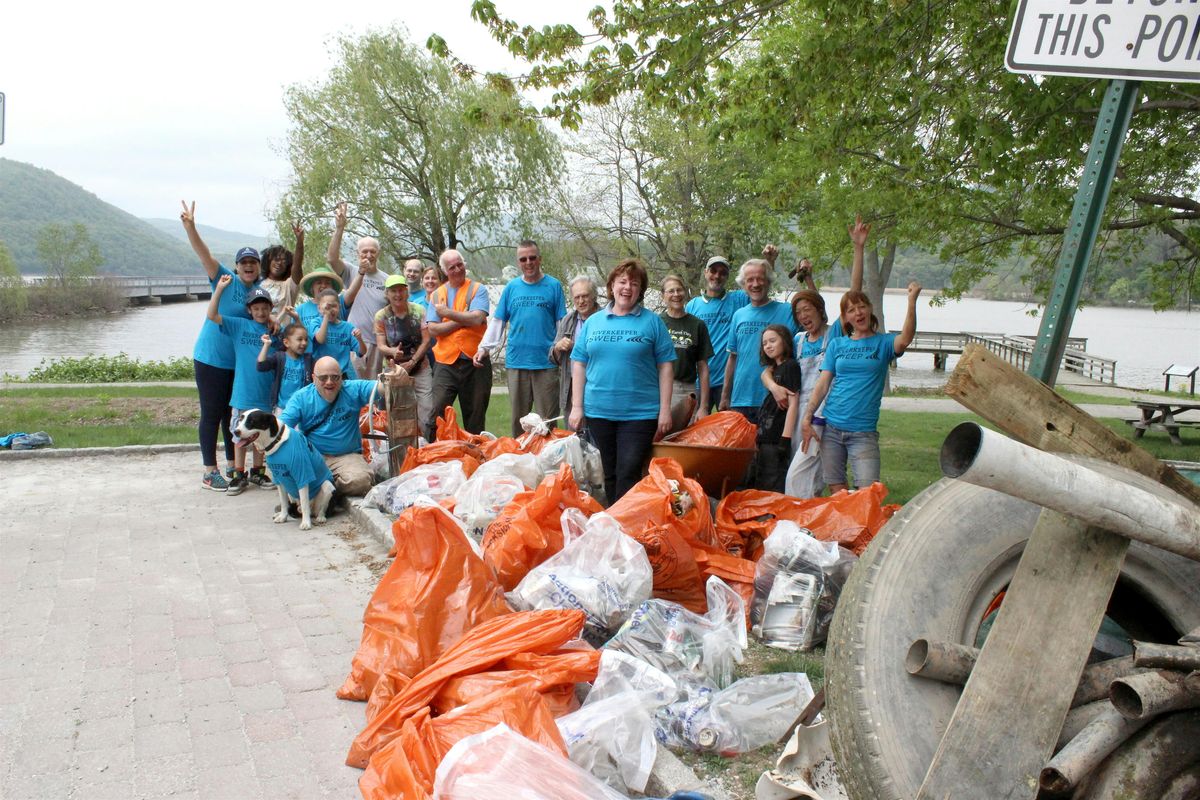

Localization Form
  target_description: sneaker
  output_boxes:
[225,466,235,479]
[248,467,274,489]
[202,470,228,492]
[226,470,249,496]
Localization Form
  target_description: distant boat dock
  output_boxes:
[896,330,1117,384]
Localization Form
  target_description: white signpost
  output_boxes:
[1007,0,1200,83]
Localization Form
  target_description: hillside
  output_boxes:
[0,158,194,276]
[143,218,269,259]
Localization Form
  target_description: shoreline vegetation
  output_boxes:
[0,279,128,324]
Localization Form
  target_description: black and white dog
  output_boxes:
[234,409,335,531]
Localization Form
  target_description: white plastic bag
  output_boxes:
[508,512,653,647]
[453,474,527,542]
[469,452,544,490]
[362,460,466,515]
[534,434,606,500]
[432,723,630,800]
[657,673,815,755]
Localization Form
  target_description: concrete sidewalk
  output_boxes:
[1,451,388,799]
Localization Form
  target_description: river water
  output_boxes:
[2,294,1197,389]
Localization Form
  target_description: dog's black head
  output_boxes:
[234,409,281,451]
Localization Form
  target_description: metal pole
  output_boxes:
[1029,79,1141,387]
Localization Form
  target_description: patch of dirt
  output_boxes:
[8,395,199,425]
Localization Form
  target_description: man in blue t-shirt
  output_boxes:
[476,240,565,436]
[719,259,797,423]
[280,356,398,497]
[684,255,749,413]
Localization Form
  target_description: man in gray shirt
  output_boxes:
[326,202,390,378]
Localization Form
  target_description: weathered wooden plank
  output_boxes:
[385,375,420,477]
[945,344,1200,505]
[916,513,1127,799]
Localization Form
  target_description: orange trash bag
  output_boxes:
[670,410,758,449]
[359,684,567,800]
[397,439,483,477]
[481,463,603,591]
[337,504,510,702]
[359,405,390,460]
[715,481,900,556]
[346,608,587,768]
[431,648,601,717]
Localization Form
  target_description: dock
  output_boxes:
[897,330,1117,385]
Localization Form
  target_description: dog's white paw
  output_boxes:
[273,512,289,524]
[299,519,313,531]
[315,515,327,526]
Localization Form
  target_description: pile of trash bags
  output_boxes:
[343,409,900,799]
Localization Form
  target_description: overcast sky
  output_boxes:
[1,0,593,235]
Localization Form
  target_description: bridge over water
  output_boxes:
[24,275,213,304]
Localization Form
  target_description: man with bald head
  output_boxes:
[426,248,491,435]
[280,356,394,497]
[327,202,391,378]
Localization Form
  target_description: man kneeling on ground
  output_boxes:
[280,355,395,497]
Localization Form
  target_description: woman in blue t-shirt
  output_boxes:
[569,259,676,503]
[801,281,922,494]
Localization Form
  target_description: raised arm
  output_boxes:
[344,268,364,307]
[848,215,870,294]
[180,201,220,279]
[894,281,922,355]
[288,222,306,284]
[207,274,231,324]
[326,202,349,276]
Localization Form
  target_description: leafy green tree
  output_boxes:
[279,26,564,265]
[36,222,103,285]
[0,238,29,318]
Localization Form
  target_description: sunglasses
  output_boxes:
[315,374,342,383]
[518,255,539,263]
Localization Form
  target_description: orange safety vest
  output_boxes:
[431,279,486,364]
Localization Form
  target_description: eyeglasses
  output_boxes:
[315,374,342,383]
[517,256,539,263]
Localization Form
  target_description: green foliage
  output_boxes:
[0,158,196,276]
[0,238,28,319]
[21,281,127,318]
[279,27,565,266]
[36,222,103,284]
[9,353,194,383]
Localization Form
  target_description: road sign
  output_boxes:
[1007,0,1200,83]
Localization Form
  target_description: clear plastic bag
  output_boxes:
[454,474,527,543]
[469,452,544,490]
[364,461,467,515]
[604,576,746,689]
[509,512,653,647]
[535,434,606,501]
[432,723,631,800]
[657,673,816,755]
[751,521,857,651]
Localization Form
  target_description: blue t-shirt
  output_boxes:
[296,297,350,351]
[220,316,274,411]
[727,301,798,408]
[570,306,676,421]
[266,430,334,498]
[409,289,427,307]
[308,318,362,375]
[193,266,262,369]
[819,332,901,432]
[278,354,309,409]
[684,290,749,389]
[494,275,565,370]
[281,379,377,456]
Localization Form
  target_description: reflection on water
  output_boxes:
[1,295,1197,389]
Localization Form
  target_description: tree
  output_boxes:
[444,0,1200,310]
[0,238,28,319]
[36,223,102,285]
[279,27,564,266]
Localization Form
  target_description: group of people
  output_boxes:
[186,199,920,508]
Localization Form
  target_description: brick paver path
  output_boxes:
[1,451,387,799]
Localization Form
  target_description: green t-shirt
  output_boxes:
[660,312,714,385]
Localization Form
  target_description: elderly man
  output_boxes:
[280,356,396,497]
[476,240,565,436]
[719,259,797,422]
[684,255,749,414]
[427,249,491,435]
[326,202,391,379]
[549,275,600,427]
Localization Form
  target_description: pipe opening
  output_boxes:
[1039,767,1071,795]
[1109,680,1145,719]
[940,422,982,479]
[904,639,930,675]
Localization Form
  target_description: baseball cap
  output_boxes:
[235,247,261,263]
[244,287,272,307]
[384,274,408,289]
[705,256,730,271]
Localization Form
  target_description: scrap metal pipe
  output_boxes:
[1134,641,1200,672]
[1110,669,1200,720]
[1041,705,1150,795]
[940,423,1200,561]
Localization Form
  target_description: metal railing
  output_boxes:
[965,334,1116,384]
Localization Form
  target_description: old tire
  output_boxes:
[825,477,1200,800]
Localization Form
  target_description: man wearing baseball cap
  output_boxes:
[685,255,749,413]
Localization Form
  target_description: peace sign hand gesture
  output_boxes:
[180,200,196,228]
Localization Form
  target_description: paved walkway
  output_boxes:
[1,451,388,799]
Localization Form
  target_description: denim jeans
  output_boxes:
[821,424,880,489]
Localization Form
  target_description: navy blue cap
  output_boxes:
[235,247,261,263]
[244,287,272,307]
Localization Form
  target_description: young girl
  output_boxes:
[750,324,801,493]
[256,323,314,413]
[309,289,366,379]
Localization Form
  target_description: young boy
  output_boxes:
[309,289,366,379]
[208,275,275,495]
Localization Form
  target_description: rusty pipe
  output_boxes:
[1110,669,1200,720]
[1041,704,1150,795]
[940,423,1200,561]
[1133,641,1200,671]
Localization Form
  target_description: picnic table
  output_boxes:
[1128,397,1200,445]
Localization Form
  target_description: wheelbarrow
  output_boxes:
[650,434,756,498]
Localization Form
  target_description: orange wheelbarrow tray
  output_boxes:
[650,435,756,498]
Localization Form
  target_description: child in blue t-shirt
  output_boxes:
[256,323,314,413]
[208,274,275,495]
[309,289,366,378]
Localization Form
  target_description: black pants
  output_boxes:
[732,406,760,426]
[749,439,790,493]
[431,356,492,436]
[586,417,658,504]
[194,359,234,468]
